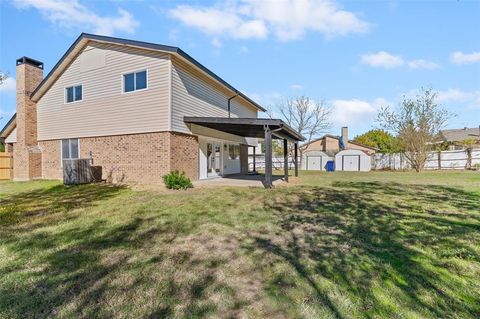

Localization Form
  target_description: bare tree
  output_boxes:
[276,96,332,143]
[460,138,477,170]
[0,71,7,86]
[377,88,453,172]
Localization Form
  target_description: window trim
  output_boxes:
[122,69,148,94]
[60,138,81,166]
[64,84,83,104]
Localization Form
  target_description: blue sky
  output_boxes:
[1,0,479,137]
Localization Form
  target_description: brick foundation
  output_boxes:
[38,131,199,183]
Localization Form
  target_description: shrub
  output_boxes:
[163,170,193,190]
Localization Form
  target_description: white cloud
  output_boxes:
[407,59,439,70]
[13,0,139,36]
[170,0,369,41]
[361,51,439,70]
[290,84,303,90]
[451,51,480,65]
[437,89,480,108]
[0,78,16,93]
[331,98,387,125]
[361,51,404,69]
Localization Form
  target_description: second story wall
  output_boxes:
[171,58,257,134]
[37,43,170,140]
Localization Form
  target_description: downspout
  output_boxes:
[227,94,239,118]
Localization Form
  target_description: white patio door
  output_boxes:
[207,142,222,177]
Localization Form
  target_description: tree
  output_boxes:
[460,138,477,170]
[353,129,402,154]
[0,71,7,85]
[377,88,453,172]
[275,96,332,143]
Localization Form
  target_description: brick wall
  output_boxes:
[169,132,199,180]
[39,131,199,183]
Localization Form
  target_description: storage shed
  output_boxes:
[302,150,332,171]
[335,149,371,172]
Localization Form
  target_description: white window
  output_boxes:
[62,139,79,160]
[123,70,147,93]
[65,85,82,103]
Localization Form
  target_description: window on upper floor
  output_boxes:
[123,70,147,93]
[65,85,82,103]
[62,138,79,160]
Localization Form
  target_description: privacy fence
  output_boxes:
[248,156,299,170]
[372,149,480,170]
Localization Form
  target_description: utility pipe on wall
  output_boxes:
[227,94,239,118]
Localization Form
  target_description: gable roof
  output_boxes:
[440,127,480,142]
[0,114,16,139]
[300,134,377,150]
[30,33,265,112]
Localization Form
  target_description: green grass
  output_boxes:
[0,171,479,318]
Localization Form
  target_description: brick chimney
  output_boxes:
[13,57,43,180]
[341,126,348,150]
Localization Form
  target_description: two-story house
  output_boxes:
[0,33,303,186]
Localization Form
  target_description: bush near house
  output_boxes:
[163,170,193,190]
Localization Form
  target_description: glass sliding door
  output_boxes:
[207,142,222,177]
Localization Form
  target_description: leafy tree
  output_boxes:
[377,88,453,172]
[353,129,402,153]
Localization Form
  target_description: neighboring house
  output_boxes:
[438,127,480,150]
[0,33,303,185]
[0,114,15,153]
[301,127,376,156]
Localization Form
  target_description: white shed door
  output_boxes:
[343,155,360,171]
[306,156,322,170]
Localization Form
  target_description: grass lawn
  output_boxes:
[1,171,479,318]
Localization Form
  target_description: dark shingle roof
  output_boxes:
[440,127,480,142]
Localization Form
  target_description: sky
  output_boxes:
[0,0,479,138]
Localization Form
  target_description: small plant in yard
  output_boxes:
[163,170,193,190]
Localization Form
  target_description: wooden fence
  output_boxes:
[0,152,13,180]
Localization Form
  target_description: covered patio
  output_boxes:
[184,117,305,188]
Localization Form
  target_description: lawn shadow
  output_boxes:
[253,181,480,318]
[0,183,246,318]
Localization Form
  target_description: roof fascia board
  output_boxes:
[0,114,16,138]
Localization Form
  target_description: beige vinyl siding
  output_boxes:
[5,128,16,143]
[37,42,170,140]
[171,58,257,133]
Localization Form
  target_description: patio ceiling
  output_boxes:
[183,117,305,142]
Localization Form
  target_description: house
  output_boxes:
[301,127,376,156]
[0,33,303,187]
[438,127,480,150]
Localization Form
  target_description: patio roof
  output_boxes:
[184,116,303,188]
[184,117,305,142]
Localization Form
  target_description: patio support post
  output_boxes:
[294,142,298,177]
[283,139,288,182]
[253,145,256,172]
[264,126,272,188]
